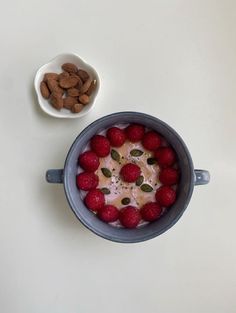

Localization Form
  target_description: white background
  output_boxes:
[0,1,235,312]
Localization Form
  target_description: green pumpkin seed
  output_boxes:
[147,157,156,165]
[130,149,143,157]
[121,197,130,205]
[100,188,111,195]
[101,168,112,178]
[135,175,144,186]
[111,149,120,162]
[140,184,153,192]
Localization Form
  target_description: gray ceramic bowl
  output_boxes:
[46,112,210,243]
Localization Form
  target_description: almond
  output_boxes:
[39,64,96,113]
[40,81,50,99]
[59,76,78,89]
[69,73,83,89]
[46,79,57,91]
[70,72,80,79]
[43,73,59,81]
[50,93,63,110]
[58,71,70,80]
[75,76,83,90]
[63,96,78,109]
[78,69,89,82]
[62,63,78,73]
[47,79,64,96]
[79,94,90,105]
[71,103,83,113]
[86,80,97,96]
[67,88,80,97]
[79,78,92,94]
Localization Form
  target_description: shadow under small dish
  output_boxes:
[46,112,210,243]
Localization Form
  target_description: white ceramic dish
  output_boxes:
[34,53,100,118]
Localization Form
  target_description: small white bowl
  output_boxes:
[34,53,100,118]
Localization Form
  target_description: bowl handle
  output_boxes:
[46,169,64,184]
[194,169,210,185]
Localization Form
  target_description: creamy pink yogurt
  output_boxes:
[96,140,161,208]
[78,124,174,227]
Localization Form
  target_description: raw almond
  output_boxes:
[40,81,50,99]
[59,76,78,89]
[75,76,83,90]
[71,103,83,113]
[63,96,78,109]
[58,71,70,80]
[86,80,96,96]
[47,79,64,96]
[78,94,89,105]
[43,73,59,81]
[39,63,97,114]
[47,79,57,91]
[50,93,63,110]
[70,72,80,79]
[62,63,78,73]
[79,78,92,94]
[78,69,89,82]
[67,88,80,97]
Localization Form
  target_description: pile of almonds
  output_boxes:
[40,63,96,113]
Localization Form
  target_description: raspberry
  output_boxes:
[140,202,162,221]
[125,124,145,142]
[84,189,105,212]
[76,172,99,191]
[119,206,141,228]
[155,147,176,167]
[107,127,126,147]
[159,168,179,185]
[120,163,141,182]
[91,135,110,157]
[98,205,119,223]
[155,186,176,207]
[79,151,100,172]
[142,131,161,151]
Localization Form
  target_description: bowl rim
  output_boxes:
[63,111,195,243]
[34,52,100,119]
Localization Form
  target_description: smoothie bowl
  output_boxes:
[46,112,210,243]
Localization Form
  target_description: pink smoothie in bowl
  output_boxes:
[46,112,210,243]
[76,123,179,229]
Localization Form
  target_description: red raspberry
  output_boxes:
[107,127,126,147]
[140,202,162,221]
[79,151,100,172]
[91,135,110,157]
[155,186,176,207]
[76,172,99,191]
[120,163,141,182]
[125,124,145,142]
[159,168,179,185]
[142,131,161,151]
[98,205,119,223]
[84,189,105,212]
[155,147,176,167]
[119,206,141,228]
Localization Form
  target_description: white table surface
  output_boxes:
[0,1,235,312]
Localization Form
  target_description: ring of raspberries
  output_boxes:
[76,124,179,229]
